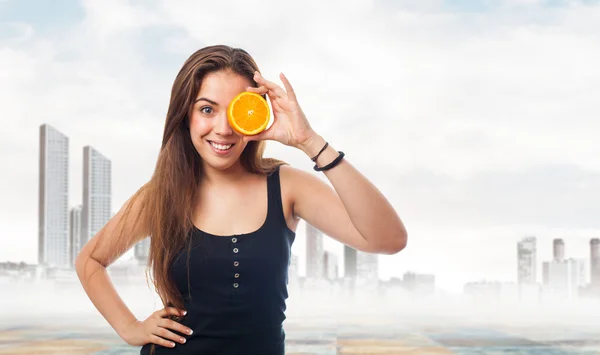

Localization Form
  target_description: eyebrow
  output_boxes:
[194,97,219,106]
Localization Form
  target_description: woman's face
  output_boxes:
[189,70,253,172]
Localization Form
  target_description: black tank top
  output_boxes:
[141,166,296,355]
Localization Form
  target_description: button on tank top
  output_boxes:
[141,166,296,355]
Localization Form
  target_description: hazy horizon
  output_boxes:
[3,281,600,329]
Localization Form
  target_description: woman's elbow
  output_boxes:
[74,252,88,276]
[385,229,408,255]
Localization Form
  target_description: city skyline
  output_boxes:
[11,121,600,292]
[6,207,600,298]
[36,124,113,269]
[463,236,600,301]
[514,236,600,288]
[6,228,600,297]
[32,123,375,285]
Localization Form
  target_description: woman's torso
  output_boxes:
[141,166,296,355]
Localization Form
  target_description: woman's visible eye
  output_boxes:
[200,106,213,115]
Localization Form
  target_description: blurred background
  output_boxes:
[1,0,600,354]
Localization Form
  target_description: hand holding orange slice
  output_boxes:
[227,91,270,136]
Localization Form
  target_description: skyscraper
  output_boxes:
[357,251,378,282]
[591,238,600,289]
[82,146,111,244]
[344,245,357,279]
[322,251,339,280]
[38,124,70,268]
[69,205,82,267]
[553,238,565,262]
[305,223,323,279]
[542,258,585,299]
[517,236,537,284]
[403,271,436,296]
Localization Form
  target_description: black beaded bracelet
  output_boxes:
[314,151,345,172]
[311,142,329,162]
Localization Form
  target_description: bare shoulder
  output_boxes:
[278,164,320,217]
[77,185,151,268]
[278,164,372,252]
[279,164,315,185]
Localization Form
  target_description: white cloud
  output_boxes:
[79,0,166,40]
[0,22,34,43]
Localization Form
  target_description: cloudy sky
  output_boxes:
[1,0,600,292]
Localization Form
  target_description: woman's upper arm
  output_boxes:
[76,186,150,269]
[280,165,373,253]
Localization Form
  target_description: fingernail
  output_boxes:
[188,329,193,335]
[182,310,187,315]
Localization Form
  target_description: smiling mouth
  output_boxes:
[207,140,235,151]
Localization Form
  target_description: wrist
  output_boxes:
[297,133,326,158]
[117,318,139,340]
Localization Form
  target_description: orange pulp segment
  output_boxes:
[227,92,270,136]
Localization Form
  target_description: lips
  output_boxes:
[206,140,235,156]
[207,140,236,145]
[207,140,235,153]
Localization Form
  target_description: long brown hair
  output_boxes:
[125,45,285,310]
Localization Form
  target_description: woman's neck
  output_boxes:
[200,161,252,187]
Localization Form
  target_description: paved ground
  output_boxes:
[2,320,600,354]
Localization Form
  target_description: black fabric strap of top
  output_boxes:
[314,151,345,172]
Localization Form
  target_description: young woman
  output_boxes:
[75,45,407,355]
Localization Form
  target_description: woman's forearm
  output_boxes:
[75,255,138,339]
[299,134,407,253]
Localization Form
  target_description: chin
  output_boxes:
[193,138,247,171]
[205,158,239,171]
[201,150,245,171]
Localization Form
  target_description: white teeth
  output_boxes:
[209,141,232,151]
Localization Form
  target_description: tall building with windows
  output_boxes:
[542,258,585,299]
[553,238,565,261]
[38,124,70,267]
[69,205,82,267]
[82,146,111,244]
[518,236,537,284]
[357,251,379,286]
[344,245,357,279]
[344,246,378,287]
[591,238,600,290]
[404,271,436,296]
[305,223,324,279]
[322,251,339,280]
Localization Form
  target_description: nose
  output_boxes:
[214,111,233,136]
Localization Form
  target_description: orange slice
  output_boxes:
[227,92,270,136]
